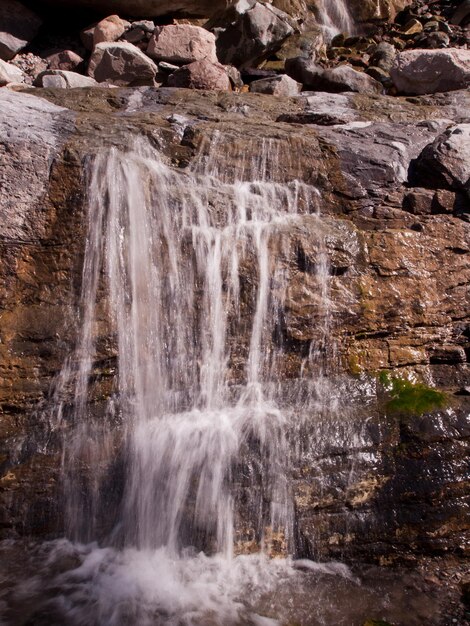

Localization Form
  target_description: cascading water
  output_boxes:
[0,127,444,626]
[315,0,355,39]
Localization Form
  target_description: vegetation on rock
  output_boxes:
[378,371,448,416]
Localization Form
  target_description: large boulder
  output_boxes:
[411,125,470,194]
[167,59,231,90]
[147,24,217,64]
[391,49,470,95]
[212,1,294,69]
[0,0,42,61]
[88,41,158,86]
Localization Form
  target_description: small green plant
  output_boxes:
[363,620,395,626]
[378,371,448,417]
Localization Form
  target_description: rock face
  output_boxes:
[0,0,42,61]
[36,0,235,18]
[0,87,468,568]
[391,49,470,95]
[147,24,217,64]
[88,41,158,85]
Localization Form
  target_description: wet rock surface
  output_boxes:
[0,88,468,587]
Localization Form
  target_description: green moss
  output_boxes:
[363,621,395,626]
[378,372,448,417]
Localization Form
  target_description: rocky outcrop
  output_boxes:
[0,87,468,569]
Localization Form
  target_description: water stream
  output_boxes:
[0,133,443,625]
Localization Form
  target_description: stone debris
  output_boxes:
[0,0,468,95]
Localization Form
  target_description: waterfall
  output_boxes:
[37,132,364,625]
[315,0,355,39]
[58,134,330,555]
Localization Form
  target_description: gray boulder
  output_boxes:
[391,49,470,95]
[411,125,470,194]
[287,58,382,94]
[320,66,383,94]
[213,1,293,69]
[34,70,98,88]
[147,24,217,64]
[284,56,324,87]
[0,58,24,86]
[369,42,396,72]
[88,41,158,86]
[249,74,301,96]
[0,0,42,61]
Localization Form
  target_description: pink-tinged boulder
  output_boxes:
[391,49,470,95]
[0,58,24,85]
[249,74,301,96]
[147,24,217,64]
[88,41,158,86]
[44,49,84,71]
[0,0,42,61]
[93,15,130,47]
[167,59,230,90]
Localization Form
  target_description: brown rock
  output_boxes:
[93,15,130,47]
[44,49,84,72]
[147,24,217,64]
[88,41,158,86]
[167,59,230,90]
